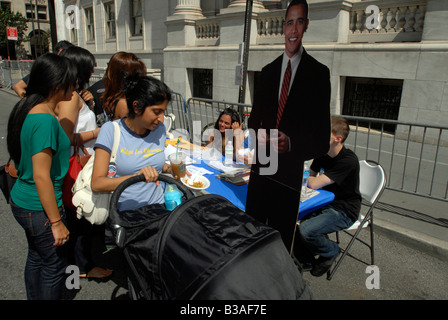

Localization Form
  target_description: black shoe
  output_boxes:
[310,255,337,277]
[292,255,314,273]
[300,261,314,272]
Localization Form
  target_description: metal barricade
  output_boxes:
[89,67,106,86]
[186,97,252,144]
[0,60,12,88]
[342,115,448,201]
[167,91,189,134]
[179,97,448,202]
[0,60,34,89]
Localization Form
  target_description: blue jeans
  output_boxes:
[11,201,68,300]
[297,205,355,259]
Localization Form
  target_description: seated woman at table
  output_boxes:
[205,108,252,163]
[91,75,177,213]
[294,116,362,277]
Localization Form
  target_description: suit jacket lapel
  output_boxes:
[265,55,283,129]
[289,49,309,96]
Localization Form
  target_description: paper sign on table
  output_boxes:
[300,188,320,202]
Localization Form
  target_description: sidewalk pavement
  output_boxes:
[373,188,448,262]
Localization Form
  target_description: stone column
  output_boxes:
[221,0,266,14]
[228,0,265,10]
[173,0,204,18]
[166,0,205,48]
[219,0,267,45]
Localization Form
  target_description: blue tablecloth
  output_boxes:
[189,160,334,221]
[297,189,335,220]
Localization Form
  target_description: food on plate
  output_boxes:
[185,178,204,189]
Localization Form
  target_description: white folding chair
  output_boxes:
[327,160,386,280]
[164,113,176,139]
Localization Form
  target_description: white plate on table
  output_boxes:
[180,175,210,191]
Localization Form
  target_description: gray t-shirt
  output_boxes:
[95,118,166,211]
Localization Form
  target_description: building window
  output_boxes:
[37,5,47,20]
[25,3,47,20]
[342,77,403,133]
[70,26,78,44]
[1,1,11,11]
[25,4,35,19]
[85,7,95,41]
[30,30,49,58]
[104,1,116,39]
[131,0,143,36]
[193,69,213,99]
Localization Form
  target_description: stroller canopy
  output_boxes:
[109,174,312,300]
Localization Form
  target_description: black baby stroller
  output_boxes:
[108,174,312,300]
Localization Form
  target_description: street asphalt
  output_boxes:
[0,88,447,307]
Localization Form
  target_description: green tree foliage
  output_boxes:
[0,7,28,47]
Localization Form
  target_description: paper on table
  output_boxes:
[300,188,320,202]
[186,165,213,176]
[207,160,248,173]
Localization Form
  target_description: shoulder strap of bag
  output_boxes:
[110,121,121,163]
[73,121,121,192]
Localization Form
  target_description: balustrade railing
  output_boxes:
[195,18,220,45]
[349,0,426,43]
[196,20,220,40]
[191,0,428,45]
[256,10,285,44]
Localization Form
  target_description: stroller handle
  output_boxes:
[109,174,195,247]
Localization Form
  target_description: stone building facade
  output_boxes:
[54,0,448,133]
[1,0,52,59]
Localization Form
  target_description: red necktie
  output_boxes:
[276,60,291,128]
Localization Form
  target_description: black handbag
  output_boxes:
[0,159,17,204]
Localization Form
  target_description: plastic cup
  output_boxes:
[169,152,186,178]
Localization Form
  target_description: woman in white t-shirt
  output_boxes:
[92,75,176,212]
[56,46,109,279]
[74,96,97,154]
[56,46,99,154]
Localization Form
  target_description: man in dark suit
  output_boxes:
[246,0,331,252]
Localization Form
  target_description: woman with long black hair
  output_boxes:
[7,53,77,300]
[57,46,99,154]
[57,46,113,280]
[206,108,245,157]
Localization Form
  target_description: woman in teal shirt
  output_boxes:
[7,53,77,300]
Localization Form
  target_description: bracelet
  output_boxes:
[165,165,171,173]
[50,218,62,225]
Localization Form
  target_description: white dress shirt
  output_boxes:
[278,46,303,100]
